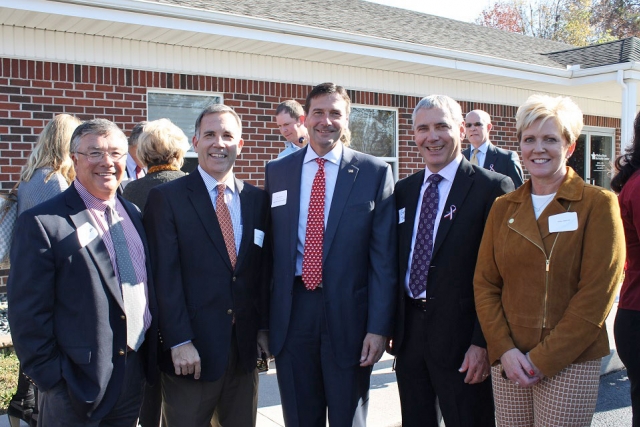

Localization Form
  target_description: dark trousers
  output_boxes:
[38,349,144,427]
[138,376,161,427]
[395,303,495,427]
[275,280,371,427]
[615,307,640,427]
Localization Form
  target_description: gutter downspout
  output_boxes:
[617,70,638,156]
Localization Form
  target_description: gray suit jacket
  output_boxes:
[265,145,397,368]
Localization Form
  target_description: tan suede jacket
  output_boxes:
[474,168,625,377]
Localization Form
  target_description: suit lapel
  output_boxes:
[432,161,474,258]
[186,172,234,271]
[399,170,424,273]
[285,149,304,264]
[66,186,125,312]
[462,146,471,161]
[235,178,251,271]
[484,143,498,172]
[324,148,359,260]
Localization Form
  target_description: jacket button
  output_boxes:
[118,349,125,356]
[121,315,126,320]
[227,309,233,315]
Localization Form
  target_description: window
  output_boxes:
[147,90,223,172]
[348,105,399,180]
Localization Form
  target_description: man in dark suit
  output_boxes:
[389,96,514,427]
[462,109,524,188]
[265,82,397,426]
[8,119,158,426]
[144,104,270,427]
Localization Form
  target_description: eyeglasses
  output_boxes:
[465,122,485,128]
[75,151,128,163]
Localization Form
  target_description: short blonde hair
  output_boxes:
[137,119,190,168]
[516,95,583,146]
[21,114,82,184]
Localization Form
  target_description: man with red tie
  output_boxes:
[265,82,397,426]
[144,104,270,427]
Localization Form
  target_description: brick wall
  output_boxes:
[0,58,622,291]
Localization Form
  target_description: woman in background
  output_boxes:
[474,95,625,426]
[9,114,81,427]
[611,110,640,427]
[122,118,189,214]
[121,118,189,427]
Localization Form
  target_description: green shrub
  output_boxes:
[0,348,19,415]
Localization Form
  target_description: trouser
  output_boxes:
[615,307,640,427]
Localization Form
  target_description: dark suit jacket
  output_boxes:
[122,169,186,213]
[463,142,524,188]
[265,146,397,368]
[390,159,513,368]
[143,171,270,381]
[7,185,158,420]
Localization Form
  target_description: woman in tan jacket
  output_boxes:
[474,94,626,426]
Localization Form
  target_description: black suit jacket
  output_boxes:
[7,185,158,420]
[143,171,270,381]
[391,159,513,368]
[463,142,524,188]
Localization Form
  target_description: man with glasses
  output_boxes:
[8,119,158,426]
[462,110,524,188]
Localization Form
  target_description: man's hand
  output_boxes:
[171,342,201,379]
[360,333,386,367]
[459,344,490,384]
[257,330,271,359]
[500,348,541,388]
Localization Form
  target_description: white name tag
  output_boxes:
[271,190,287,208]
[549,212,578,233]
[77,222,99,248]
[254,229,265,247]
[398,208,406,224]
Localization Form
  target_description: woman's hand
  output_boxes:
[500,348,541,388]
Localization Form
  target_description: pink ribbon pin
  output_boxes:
[444,205,456,220]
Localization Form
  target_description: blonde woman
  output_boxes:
[122,118,189,213]
[474,95,625,426]
[9,113,81,427]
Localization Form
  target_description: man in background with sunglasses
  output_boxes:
[462,109,524,188]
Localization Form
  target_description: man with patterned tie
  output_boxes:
[265,82,397,426]
[8,119,158,426]
[462,109,524,188]
[144,104,270,427]
[388,96,514,427]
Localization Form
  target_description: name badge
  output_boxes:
[77,222,99,247]
[548,212,578,233]
[271,190,287,208]
[254,229,265,247]
[398,208,406,224]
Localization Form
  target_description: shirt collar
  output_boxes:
[283,141,301,151]
[304,142,343,167]
[475,141,490,154]
[198,165,236,194]
[423,153,463,185]
[74,179,116,210]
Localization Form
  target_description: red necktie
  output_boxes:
[216,184,237,269]
[302,158,326,290]
[135,165,144,179]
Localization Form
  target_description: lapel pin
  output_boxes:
[348,169,354,173]
[444,205,457,221]
[489,164,495,172]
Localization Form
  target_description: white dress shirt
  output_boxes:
[404,154,463,298]
[295,143,343,276]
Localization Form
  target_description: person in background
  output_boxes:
[611,110,640,427]
[462,109,524,188]
[121,121,147,190]
[122,118,189,214]
[8,113,81,427]
[474,94,625,426]
[274,100,308,158]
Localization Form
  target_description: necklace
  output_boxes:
[532,193,556,215]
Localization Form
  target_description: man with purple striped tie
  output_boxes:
[8,118,158,426]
